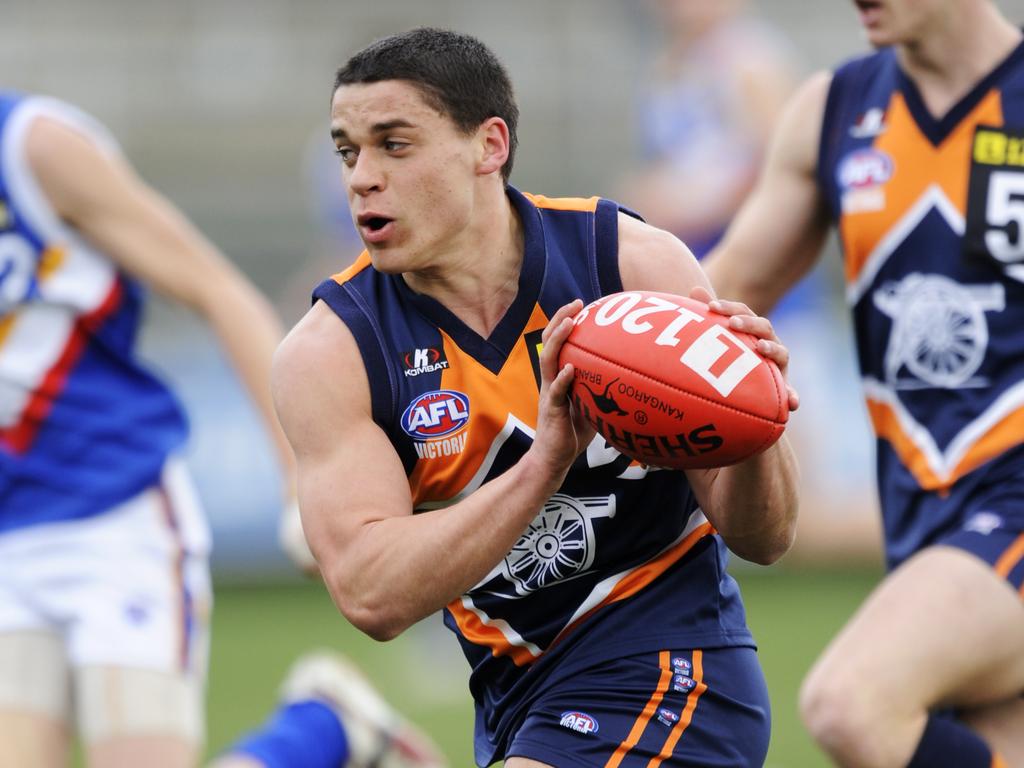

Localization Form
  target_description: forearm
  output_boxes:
[321,449,565,640]
[199,273,296,483]
[703,436,800,565]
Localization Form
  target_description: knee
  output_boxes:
[799,663,890,768]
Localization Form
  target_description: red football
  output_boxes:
[559,291,788,470]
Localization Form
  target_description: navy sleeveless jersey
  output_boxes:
[0,92,188,532]
[817,42,1024,567]
[313,186,754,764]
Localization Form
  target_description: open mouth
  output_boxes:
[359,215,393,232]
[356,213,395,243]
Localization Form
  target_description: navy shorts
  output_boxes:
[505,646,769,767]
[941,510,1024,594]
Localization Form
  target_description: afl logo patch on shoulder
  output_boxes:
[559,711,599,735]
[402,347,449,377]
[839,148,893,214]
[838,148,893,190]
[401,390,469,439]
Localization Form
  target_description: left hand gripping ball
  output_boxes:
[559,291,788,469]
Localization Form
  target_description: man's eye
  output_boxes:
[384,140,408,152]
[334,147,356,164]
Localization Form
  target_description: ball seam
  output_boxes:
[565,341,784,426]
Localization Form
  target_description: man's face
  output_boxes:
[330,80,479,273]
[851,0,946,48]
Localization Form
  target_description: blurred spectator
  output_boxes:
[276,130,363,327]
[619,0,799,258]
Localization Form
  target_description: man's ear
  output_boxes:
[476,117,510,177]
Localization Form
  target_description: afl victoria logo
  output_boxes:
[401,390,470,439]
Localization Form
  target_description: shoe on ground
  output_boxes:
[279,650,447,768]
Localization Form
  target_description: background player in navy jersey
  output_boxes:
[704,0,1024,765]
[0,93,295,767]
[266,27,800,768]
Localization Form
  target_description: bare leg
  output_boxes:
[800,547,1024,768]
[0,630,71,768]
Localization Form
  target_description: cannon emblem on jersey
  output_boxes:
[500,493,616,595]
[873,273,1005,388]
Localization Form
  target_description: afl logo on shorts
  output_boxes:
[560,711,599,735]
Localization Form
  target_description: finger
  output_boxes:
[546,361,575,403]
[541,299,584,345]
[572,407,598,441]
[729,314,777,341]
[755,339,789,370]
[707,297,754,318]
[689,285,714,304]
[539,318,576,384]
[787,385,800,412]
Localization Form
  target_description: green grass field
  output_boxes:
[205,567,880,767]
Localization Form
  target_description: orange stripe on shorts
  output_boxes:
[603,651,673,768]
[993,532,1024,580]
[647,650,707,768]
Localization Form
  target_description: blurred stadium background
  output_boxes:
[5,1,1024,765]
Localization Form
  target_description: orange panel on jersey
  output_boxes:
[408,304,552,506]
[950,405,1024,483]
[549,522,714,649]
[865,397,1024,491]
[331,251,371,284]
[446,599,539,666]
[866,398,947,490]
[522,192,599,212]
[841,90,1004,287]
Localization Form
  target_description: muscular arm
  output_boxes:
[618,213,800,564]
[274,301,591,640]
[27,116,296,487]
[702,72,834,316]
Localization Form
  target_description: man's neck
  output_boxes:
[897,4,1021,118]
[403,187,525,338]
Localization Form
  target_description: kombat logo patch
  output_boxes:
[401,389,470,460]
[402,347,449,377]
[560,711,599,735]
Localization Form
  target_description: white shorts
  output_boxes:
[0,458,212,674]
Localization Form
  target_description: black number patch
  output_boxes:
[965,125,1024,269]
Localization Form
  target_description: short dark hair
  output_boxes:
[334,27,519,182]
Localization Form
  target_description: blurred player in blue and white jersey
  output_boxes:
[0,92,295,768]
